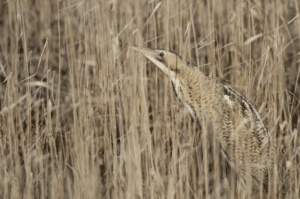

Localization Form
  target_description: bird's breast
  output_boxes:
[171,78,197,120]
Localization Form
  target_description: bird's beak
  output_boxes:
[127,45,140,52]
[128,46,173,78]
[128,46,152,57]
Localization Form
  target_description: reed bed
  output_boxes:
[0,0,299,198]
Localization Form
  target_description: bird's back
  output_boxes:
[178,66,274,190]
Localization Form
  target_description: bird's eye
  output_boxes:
[159,52,164,56]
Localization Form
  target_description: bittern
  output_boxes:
[129,46,274,192]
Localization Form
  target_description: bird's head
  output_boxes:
[129,46,186,78]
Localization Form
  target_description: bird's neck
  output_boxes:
[177,66,207,85]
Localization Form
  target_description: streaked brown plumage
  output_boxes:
[129,46,274,192]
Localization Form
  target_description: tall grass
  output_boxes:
[0,0,299,198]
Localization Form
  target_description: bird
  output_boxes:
[129,46,274,193]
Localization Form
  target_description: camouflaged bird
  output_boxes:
[129,46,274,192]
